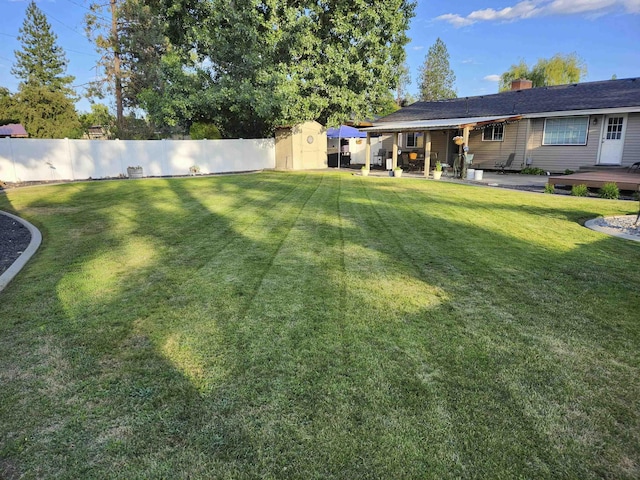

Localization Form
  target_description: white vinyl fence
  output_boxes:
[0,137,275,183]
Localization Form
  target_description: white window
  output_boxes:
[482,125,504,141]
[543,117,588,145]
[406,132,417,148]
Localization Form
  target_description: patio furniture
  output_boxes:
[495,153,515,174]
[374,149,386,167]
[629,161,640,173]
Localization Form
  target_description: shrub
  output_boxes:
[571,184,589,197]
[564,169,575,175]
[598,182,620,199]
[189,122,222,140]
[520,167,546,175]
[544,183,555,194]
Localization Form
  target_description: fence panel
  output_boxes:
[0,138,275,183]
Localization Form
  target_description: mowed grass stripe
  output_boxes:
[0,171,638,479]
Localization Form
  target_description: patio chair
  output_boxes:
[495,153,515,174]
[628,161,640,173]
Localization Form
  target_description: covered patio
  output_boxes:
[359,115,522,176]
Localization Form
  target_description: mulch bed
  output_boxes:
[0,213,31,276]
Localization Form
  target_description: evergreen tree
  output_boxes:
[418,38,456,101]
[12,86,81,138]
[12,1,74,93]
[85,0,169,132]
[11,1,80,137]
[395,62,413,106]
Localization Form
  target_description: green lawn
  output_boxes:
[1,171,639,479]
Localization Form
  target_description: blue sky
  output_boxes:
[1,0,639,113]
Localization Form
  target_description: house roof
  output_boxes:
[0,123,28,138]
[360,115,522,133]
[377,77,640,124]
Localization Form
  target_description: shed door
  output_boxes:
[598,115,627,165]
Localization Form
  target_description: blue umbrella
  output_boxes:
[327,125,367,169]
[326,125,367,138]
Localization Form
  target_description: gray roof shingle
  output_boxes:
[378,77,640,123]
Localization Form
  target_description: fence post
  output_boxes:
[65,138,75,180]
[8,137,18,183]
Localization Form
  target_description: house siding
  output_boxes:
[523,117,601,173]
[622,113,640,167]
[468,121,527,170]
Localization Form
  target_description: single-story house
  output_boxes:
[360,77,640,174]
[0,124,28,138]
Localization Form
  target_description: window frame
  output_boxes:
[406,132,417,148]
[542,116,589,146]
[482,125,504,142]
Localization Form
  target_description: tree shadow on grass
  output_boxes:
[0,172,638,479]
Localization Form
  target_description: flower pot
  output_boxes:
[127,167,143,179]
[433,170,442,180]
[409,152,418,160]
[394,170,403,178]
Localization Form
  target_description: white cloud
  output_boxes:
[484,74,501,82]
[412,45,425,51]
[436,0,640,27]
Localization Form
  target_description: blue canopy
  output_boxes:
[326,125,367,139]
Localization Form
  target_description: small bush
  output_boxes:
[190,122,222,140]
[598,182,620,200]
[564,169,575,175]
[571,184,589,197]
[520,167,546,175]
[544,183,555,194]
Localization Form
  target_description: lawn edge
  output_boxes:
[0,210,43,293]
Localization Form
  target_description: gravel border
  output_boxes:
[0,211,42,293]
[584,215,640,243]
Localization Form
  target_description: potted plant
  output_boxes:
[393,166,403,178]
[433,161,443,180]
[361,166,369,177]
[127,165,143,179]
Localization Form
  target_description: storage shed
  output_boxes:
[275,121,327,170]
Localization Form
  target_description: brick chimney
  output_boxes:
[511,78,533,90]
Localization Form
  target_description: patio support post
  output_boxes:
[392,133,398,170]
[365,133,371,170]
[423,130,431,177]
[461,126,470,179]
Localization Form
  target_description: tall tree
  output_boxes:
[499,53,587,91]
[140,0,416,138]
[11,86,81,138]
[85,0,169,135]
[12,1,74,93]
[418,38,456,101]
[11,1,80,138]
[395,62,412,106]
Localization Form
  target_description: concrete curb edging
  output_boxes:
[0,210,42,293]
[585,216,640,243]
